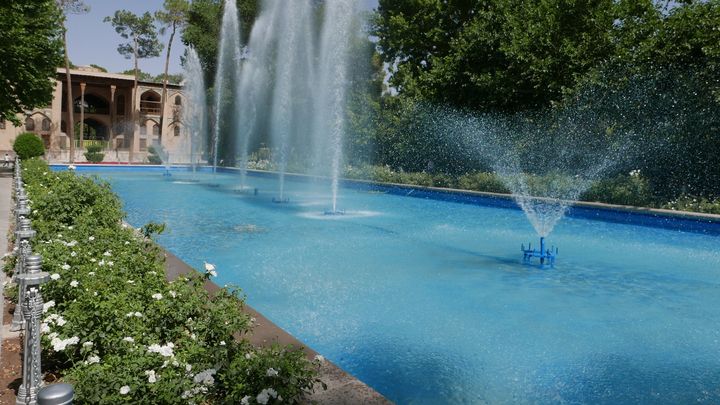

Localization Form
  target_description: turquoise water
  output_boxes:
[93,169,720,404]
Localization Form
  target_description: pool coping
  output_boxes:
[162,250,391,404]
[52,163,720,224]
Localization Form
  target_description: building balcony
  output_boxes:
[140,100,162,115]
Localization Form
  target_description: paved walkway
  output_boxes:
[0,166,13,366]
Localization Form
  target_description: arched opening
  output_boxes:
[140,90,161,114]
[41,118,51,132]
[174,95,182,106]
[174,125,181,137]
[75,118,109,149]
[25,117,35,131]
[152,123,160,136]
[74,94,110,115]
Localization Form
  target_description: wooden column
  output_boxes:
[109,85,116,150]
[79,82,86,151]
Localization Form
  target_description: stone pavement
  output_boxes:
[0,166,13,366]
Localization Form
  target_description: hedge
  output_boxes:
[10,158,322,404]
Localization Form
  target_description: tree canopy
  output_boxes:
[372,0,720,111]
[0,0,63,124]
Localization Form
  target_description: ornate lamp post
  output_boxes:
[16,254,50,405]
[11,218,36,331]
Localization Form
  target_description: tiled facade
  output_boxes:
[0,66,189,163]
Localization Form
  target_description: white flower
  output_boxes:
[169,291,177,298]
[70,280,79,288]
[145,369,158,384]
[245,353,253,360]
[148,342,174,357]
[50,336,79,352]
[122,337,135,343]
[70,251,76,257]
[134,312,142,317]
[193,369,216,386]
[86,355,100,364]
[50,273,60,280]
[82,341,93,348]
[55,316,66,326]
[66,240,77,247]
[88,272,95,276]
[98,259,105,266]
[151,293,163,300]
[119,386,130,395]
[204,262,217,277]
[107,261,114,266]
[219,341,226,346]
[103,251,112,257]
[124,241,130,245]
[88,236,95,241]
[61,264,70,270]
[256,388,278,405]
[314,354,325,364]
[241,396,251,405]
[89,258,96,263]
[42,300,55,313]
[126,279,134,284]
[266,368,279,377]
[257,391,269,405]
[185,364,192,372]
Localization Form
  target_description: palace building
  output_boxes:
[0,66,188,163]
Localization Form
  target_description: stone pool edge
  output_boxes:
[162,250,392,405]
[51,164,720,224]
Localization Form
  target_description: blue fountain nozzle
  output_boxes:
[323,209,345,216]
[272,197,290,204]
[521,236,557,267]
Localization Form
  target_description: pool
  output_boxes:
[74,167,720,404]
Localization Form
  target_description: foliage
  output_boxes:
[581,173,654,207]
[182,0,259,85]
[120,69,154,81]
[89,64,107,72]
[13,133,46,159]
[663,196,720,216]
[104,10,163,62]
[147,145,163,165]
[18,158,321,403]
[373,0,619,111]
[0,0,63,124]
[84,144,105,163]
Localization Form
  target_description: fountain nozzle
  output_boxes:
[521,236,557,267]
[323,209,345,216]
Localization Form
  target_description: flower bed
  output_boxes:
[10,158,321,404]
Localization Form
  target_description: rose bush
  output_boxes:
[15,158,321,404]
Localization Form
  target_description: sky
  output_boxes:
[66,0,379,77]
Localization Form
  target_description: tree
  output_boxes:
[57,0,90,163]
[182,0,259,84]
[372,0,618,111]
[156,0,190,143]
[0,0,63,124]
[104,10,163,162]
[120,68,154,81]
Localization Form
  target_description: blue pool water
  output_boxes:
[85,168,720,404]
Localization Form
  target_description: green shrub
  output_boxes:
[582,174,654,207]
[662,196,720,215]
[19,159,321,403]
[457,172,510,194]
[147,146,162,165]
[84,144,104,163]
[13,132,45,159]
